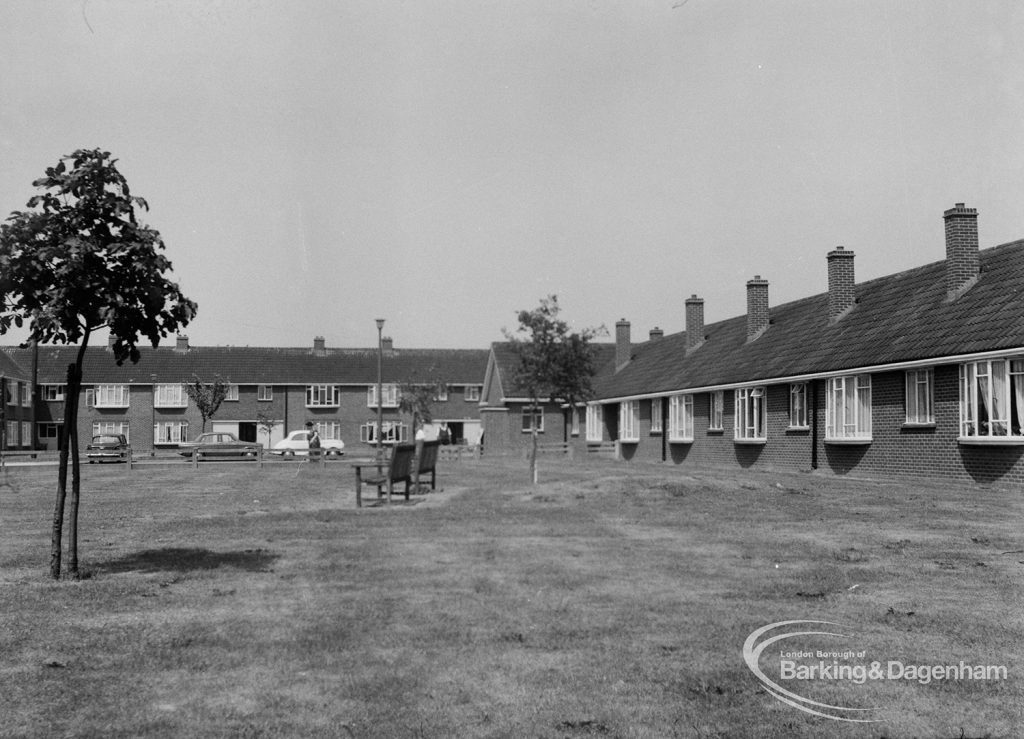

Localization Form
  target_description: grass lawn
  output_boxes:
[0,457,1022,738]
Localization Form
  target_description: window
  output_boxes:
[826,375,872,441]
[735,387,767,441]
[38,423,60,439]
[42,385,66,402]
[154,421,189,444]
[668,394,694,442]
[154,383,187,408]
[20,422,30,446]
[709,390,724,431]
[315,421,343,441]
[307,385,340,407]
[790,383,808,428]
[433,386,449,402]
[586,404,603,442]
[359,421,408,444]
[90,384,130,408]
[20,383,31,407]
[906,369,934,425]
[521,406,544,433]
[93,421,130,443]
[224,384,239,401]
[5,384,14,405]
[6,421,16,447]
[258,385,273,401]
[570,406,581,436]
[960,358,1024,439]
[650,398,663,434]
[366,384,398,408]
[619,400,639,442]
[464,385,481,402]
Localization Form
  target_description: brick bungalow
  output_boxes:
[585,203,1024,485]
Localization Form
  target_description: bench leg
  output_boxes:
[404,479,410,502]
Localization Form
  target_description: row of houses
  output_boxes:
[0,202,1021,484]
[482,202,1024,485]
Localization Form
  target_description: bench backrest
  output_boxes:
[417,440,440,474]
[388,443,416,480]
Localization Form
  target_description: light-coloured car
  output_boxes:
[272,430,345,457]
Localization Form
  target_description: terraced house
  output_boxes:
[3,336,488,454]
[583,203,1024,485]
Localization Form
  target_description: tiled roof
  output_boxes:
[595,239,1024,399]
[487,341,620,400]
[0,350,29,380]
[2,344,490,386]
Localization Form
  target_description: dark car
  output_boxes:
[86,434,130,463]
[178,432,260,459]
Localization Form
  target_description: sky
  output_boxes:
[1,1,1023,350]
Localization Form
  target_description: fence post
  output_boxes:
[126,446,132,473]
[193,448,199,469]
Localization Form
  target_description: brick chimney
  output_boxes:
[944,202,979,299]
[615,319,631,371]
[107,334,117,350]
[313,336,325,352]
[382,337,394,351]
[826,246,856,323]
[175,335,189,352]
[746,276,770,341]
[685,294,705,351]
[649,327,664,342]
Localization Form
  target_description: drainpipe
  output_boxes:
[810,379,819,470]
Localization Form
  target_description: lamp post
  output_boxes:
[375,318,385,462]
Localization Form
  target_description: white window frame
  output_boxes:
[366,384,398,408]
[20,383,31,407]
[709,390,724,431]
[619,400,640,442]
[42,385,66,402]
[21,421,31,446]
[315,421,343,441]
[5,384,15,406]
[154,383,187,408]
[734,386,767,442]
[668,394,694,443]
[91,384,130,408]
[92,421,130,444]
[960,358,1024,441]
[307,384,341,407]
[6,421,17,447]
[586,404,603,442]
[650,398,663,434]
[789,383,809,429]
[570,406,581,437]
[905,369,934,425]
[359,421,408,444]
[826,375,872,442]
[464,385,481,402]
[521,406,544,433]
[224,384,239,401]
[257,385,273,401]
[433,386,449,402]
[154,421,189,445]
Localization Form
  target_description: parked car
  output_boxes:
[272,430,345,457]
[86,433,130,463]
[178,432,260,459]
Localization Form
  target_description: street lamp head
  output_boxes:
[376,318,385,331]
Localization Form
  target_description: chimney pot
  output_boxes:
[649,327,664,341]
[175,335,189,352]
[382,336,394,351]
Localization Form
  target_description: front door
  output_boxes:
[238,422,257,443]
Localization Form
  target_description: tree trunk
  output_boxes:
[530,426,538,484]
[67,363,82,578]
[49,363,75,579]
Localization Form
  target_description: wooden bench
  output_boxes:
[415,440,440,491]
[352,443,416,507]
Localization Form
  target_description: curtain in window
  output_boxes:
[1012,360,1024,435]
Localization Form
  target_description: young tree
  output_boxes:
[503,295,603,483]
[256,410,278,450]
[0,149,197,579]
[398,377,446,492]
[184,374,229,434]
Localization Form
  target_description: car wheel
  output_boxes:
[284,450,294,457]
